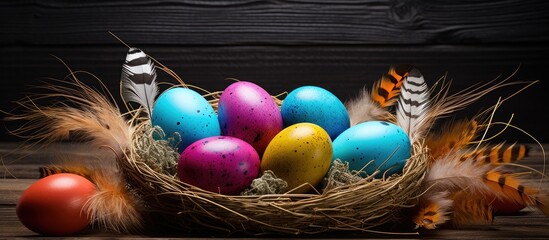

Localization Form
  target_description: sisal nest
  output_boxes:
[114,87,429,235]
[118,118,429,235]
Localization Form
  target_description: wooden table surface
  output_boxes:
[2,142,549,239]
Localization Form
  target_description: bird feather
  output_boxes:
[425,151,494,195]
[345,87,395,126]
[413,191,453,229]
[451,190,494,227]
[483,169,537,206]
[425,118,479,161]
[461,143,529,166]
[3,70,133,157]
[121,48,159,118]
[415,152,495,229]
[396,68,431,143]
[370,64,412,108]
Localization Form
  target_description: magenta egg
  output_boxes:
[178,136,260,195]
[217,81,283,156]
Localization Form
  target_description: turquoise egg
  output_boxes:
[281,86,350,140]
[151,87,221,153]
[332,121,411,178]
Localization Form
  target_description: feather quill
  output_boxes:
[396,68,431,143]
[121,48,159,118]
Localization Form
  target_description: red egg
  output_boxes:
[16,173,96,235]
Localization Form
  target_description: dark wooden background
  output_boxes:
[2,1,549,238]
[1,0,549,143]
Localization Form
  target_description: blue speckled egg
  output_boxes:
[151,87,220,153]
[281,86,350,140]
[332,121,411,178]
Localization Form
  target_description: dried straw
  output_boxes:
[107,69,429,235]
[118,123,428,235]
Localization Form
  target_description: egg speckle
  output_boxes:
[332,121,411,178]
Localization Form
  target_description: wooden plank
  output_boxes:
[0,142,117,179]
[1,143,549,238]
[1,45,548,143]
[0,179,33,205]
[1,202,548,239]
[1,0,549,45]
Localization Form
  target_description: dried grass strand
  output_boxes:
[118,129,428,234]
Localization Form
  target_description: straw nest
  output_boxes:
[115,93,429,235]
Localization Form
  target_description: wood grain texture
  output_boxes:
[1,143,548,238]
[1,0,548,143]
[1,45,547,142]
[1,0,549,45]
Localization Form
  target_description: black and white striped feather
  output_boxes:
[121,48,159,117]
[396,68,431,143]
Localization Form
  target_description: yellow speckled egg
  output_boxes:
[261,123,333,194]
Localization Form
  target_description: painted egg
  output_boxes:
[16,173,96,235]
[217,81,283,156]
[152,87,221,153]
[332,121,411,178]
[281,86,350,140]
[261,123,333,194]
[178,136,260,195]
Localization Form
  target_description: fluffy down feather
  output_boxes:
[345,87,395,126]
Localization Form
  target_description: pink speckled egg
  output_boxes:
[178,136,260,195]
[217,81,283,156]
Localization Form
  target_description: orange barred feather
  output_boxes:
[370,64,412,108]
[483,169,537,206]
[451,190,494,227]
[413,191,453,229]
[345,65,412,125]
[461,143,529,166]
[425,119,479,161]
